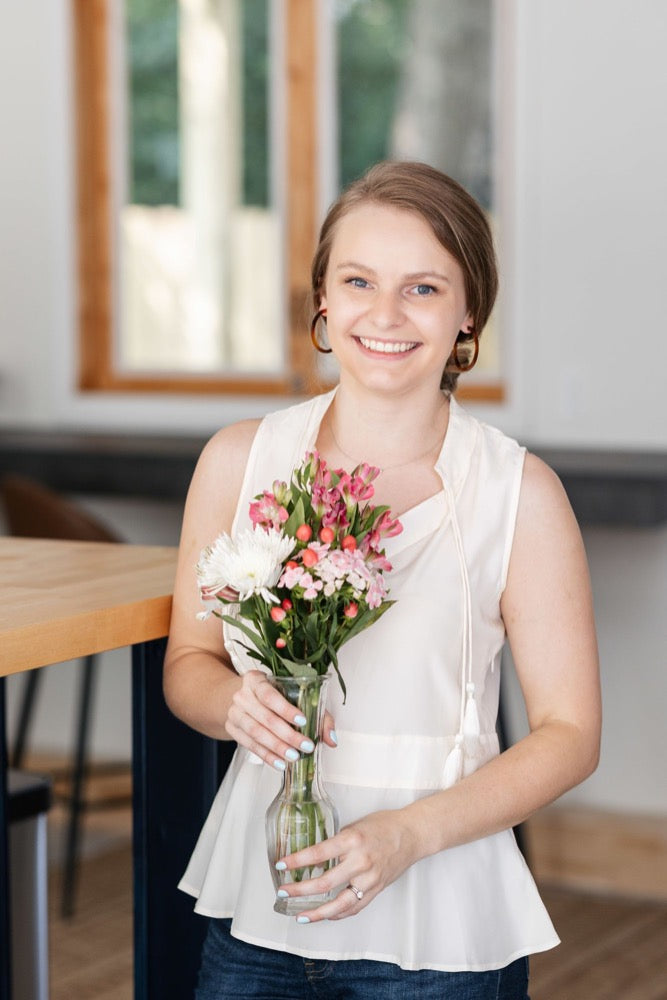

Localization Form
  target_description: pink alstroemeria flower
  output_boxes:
[249,490,289,531]
[376,509,403,538]
[337,467,378,510]
[199,582,240,602]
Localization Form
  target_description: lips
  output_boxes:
[356,336,419,355]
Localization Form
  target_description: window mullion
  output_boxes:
[285,0,319,394]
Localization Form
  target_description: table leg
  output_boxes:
[132,638,234,1000]
[0,676,13,1000]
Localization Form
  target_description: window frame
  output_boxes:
[73,0,503,403]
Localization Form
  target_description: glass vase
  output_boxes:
[265,674,339,915]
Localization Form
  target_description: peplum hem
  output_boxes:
[179,750,559,972]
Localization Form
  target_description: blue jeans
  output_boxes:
[195,919,530,1000]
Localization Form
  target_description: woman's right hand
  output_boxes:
[225,670,337,770]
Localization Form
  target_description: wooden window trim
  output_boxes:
[73,0,503,404]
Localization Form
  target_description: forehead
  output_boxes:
[328,202,452,267]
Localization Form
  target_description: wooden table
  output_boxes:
[0,538,229,999]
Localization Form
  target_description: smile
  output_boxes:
[357,336,419,355]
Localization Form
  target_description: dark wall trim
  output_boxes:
[0,429,666,526]
[0,430,205,502]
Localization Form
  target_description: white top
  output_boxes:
[179,390,559,972]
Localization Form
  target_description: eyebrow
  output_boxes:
[335,261,451,284]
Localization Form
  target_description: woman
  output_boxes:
[164,161,601,999]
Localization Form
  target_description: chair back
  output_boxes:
[0,473,120,543]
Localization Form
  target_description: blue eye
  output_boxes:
[346,277,369,289]
[414,283,436,296]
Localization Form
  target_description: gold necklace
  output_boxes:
[329,408,448,473]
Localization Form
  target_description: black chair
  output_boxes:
[1,473,130,917]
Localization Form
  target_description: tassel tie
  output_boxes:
[441,477,480,789]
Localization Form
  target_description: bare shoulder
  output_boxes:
[197,418,262,476]
[511,451,585,551]
[507,451,587,599]
[185,418,262,534]
[518,452,573,518]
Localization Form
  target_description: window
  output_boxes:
[74,0,502,401]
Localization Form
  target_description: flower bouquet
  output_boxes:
[196,450,401,913]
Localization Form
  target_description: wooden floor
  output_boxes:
[47,808,133,1000]
[44,809,667,1000]
[531,889,667,999]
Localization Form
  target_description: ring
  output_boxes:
[347,883,363,900]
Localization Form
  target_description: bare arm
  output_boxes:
[403,454,601,853]
[280,453,602,920]
[163,419,337,764]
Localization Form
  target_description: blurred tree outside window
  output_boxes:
[118,0,282,376]
[333,0,499,381]
[76,0,501,396]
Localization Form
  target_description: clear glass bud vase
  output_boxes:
[265,674,339,915]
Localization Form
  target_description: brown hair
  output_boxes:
[311,161,498,393]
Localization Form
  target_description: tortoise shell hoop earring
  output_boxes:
[451,328,480,372]
[310,309,332,354]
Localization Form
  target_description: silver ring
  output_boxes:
[347,883,363,901]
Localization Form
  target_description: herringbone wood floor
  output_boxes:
[45,808,667,1000]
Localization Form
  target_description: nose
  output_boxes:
[368,288,404,330]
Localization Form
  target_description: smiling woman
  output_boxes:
[313,162,497,397]
[319,204,471,402]
[163,159,601,999]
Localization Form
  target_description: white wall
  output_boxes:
[502,523,667,815]
[1,1,666,813]
[511,0,667,449]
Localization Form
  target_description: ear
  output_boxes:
[319,293,328,313]
[461,311,474,334]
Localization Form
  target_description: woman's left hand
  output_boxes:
[275,809,420,923]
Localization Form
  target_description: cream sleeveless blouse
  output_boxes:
[179,390,559,972]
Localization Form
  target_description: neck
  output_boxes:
[325,379,449,470]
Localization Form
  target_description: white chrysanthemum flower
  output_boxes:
[197,528,295,603]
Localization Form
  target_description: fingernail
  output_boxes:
[329,729,338,745]
[294,713,307,726]
[275,861,287,871]
[273,759,286,771]
[296,915,310,924]
[276,889,289,898]
[285,748,299,761]
[300,739,314,753]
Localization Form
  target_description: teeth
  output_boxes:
[358,337,417,354]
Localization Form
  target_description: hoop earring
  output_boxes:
[310,309,332,354]
[451,329,479,372]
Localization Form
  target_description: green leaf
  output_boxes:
[304,611,319,649]
[284,495,306,536]
[233,642,273,670]
[340,600,396,645]
[279,659,317,678]
[285,641,329,668]
[238,598,256,617]
[328,647,347,703]
[220,614,268,657]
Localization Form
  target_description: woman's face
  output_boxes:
[320,202,472,398]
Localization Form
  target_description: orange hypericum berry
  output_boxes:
[295,524,313,542]
[319,526,335,544]
[301,548,318,568]
[341,535,357,551]
[270,606,286,623]
[344,602,359,618]
[285,560,298,571]
[281,598,293,611]
[275,637,287,649]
